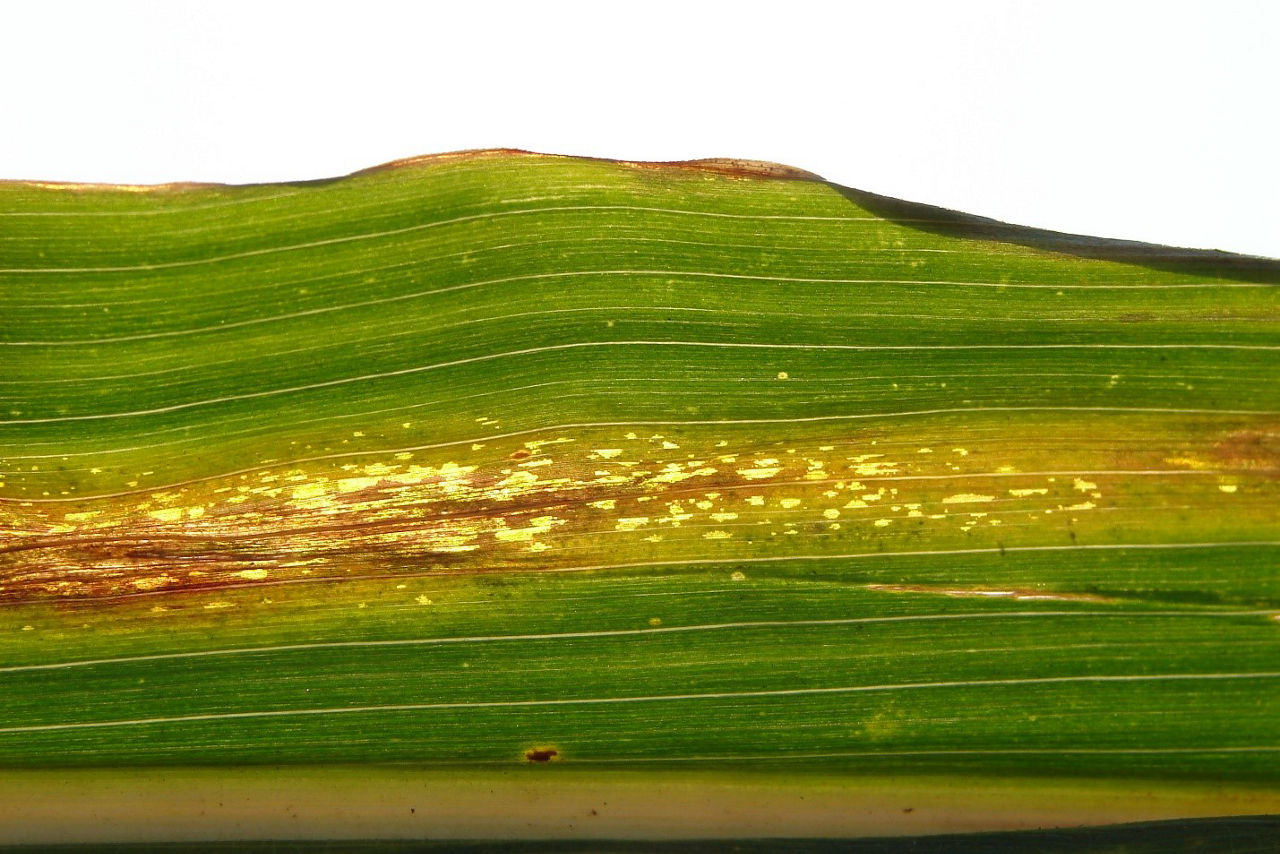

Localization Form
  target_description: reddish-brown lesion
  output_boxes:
[0,467,607,602]
[1210,426,1280,476]
[3,419,1273,606]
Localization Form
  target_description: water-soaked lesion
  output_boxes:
[1,418,1274,604]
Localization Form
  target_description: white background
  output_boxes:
[2,1,1277,257]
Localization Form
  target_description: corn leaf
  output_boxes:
[1,151,1277,838]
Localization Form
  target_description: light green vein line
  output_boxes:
[6,342,1278,425]
[2,672,1276,735]
[13,303,1233,385]
[0,204,908,274]
[6,266,1270,346]
[3,609,1271,675]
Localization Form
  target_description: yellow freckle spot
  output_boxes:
[1009,488,1049,497]
[402,422,412,429]
[703,530,732,540]
[953,448,969,456]
[819,445,835,452]
[238,569,269,581]
[908,509,923,517]
[528,541,550,552]
[352,431,365,438]
[661,440,679,450]
[337,476,380,493]
[780,498,802,509]
[186,507,205,520]
[643,534,663,543]
[89,467,103,474]
[616,517,650,531]
[695,500,714,510]
[731,571,747,581]
[588,499,616,510]
[874,518,892,527]
[147,507,184,523]
[1065,501,1096,511]
[203,601,233,611]
[395,452,413,461]
[149,606,168,614]
[738,466,782,480]
[358,602,367,609]
[21,625,34,632]
[776,371,789,380]
[416,595,434,605]
[593,448,623,459]
[852,461,899,476]
[843,499,868,509]
[1073,478,1098,493]
[942,493,995,504]
[746,495,765,506]
[710,511,738,522]
[648,617,662,627]
[823,508,840,520]
[471,443,485,450]
[64,511,100,523]
[291,482,327,500]
[1218,484,1238,493]
[917,448,933,454]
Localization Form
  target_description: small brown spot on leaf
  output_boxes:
[509,449,532,460]
[524,746,560,763]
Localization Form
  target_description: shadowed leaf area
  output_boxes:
[0,151,1277,816]
[3,815,1280,852]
